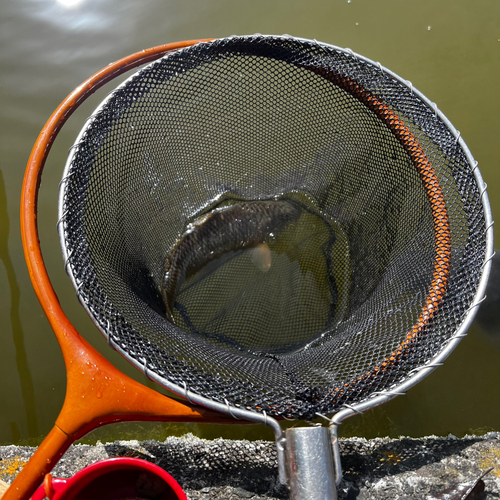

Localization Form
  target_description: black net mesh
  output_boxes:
[59,35,487,419]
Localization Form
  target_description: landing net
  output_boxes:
[59,35,488,419]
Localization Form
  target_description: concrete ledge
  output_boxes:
[1,433,499,499]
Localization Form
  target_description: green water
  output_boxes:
[1,0,500,447]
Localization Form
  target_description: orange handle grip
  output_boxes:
[3,426,71,500]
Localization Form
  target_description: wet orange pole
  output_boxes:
[4,39,240,500]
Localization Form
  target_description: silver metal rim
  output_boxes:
[57,34,494,436]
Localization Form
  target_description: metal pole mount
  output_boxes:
[283,426,339,500]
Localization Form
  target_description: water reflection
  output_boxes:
[0,170,39,441]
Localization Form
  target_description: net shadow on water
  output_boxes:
[0,170,39,442]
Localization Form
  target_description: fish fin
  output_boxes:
[190,213,211,227]
[249,242,272,272]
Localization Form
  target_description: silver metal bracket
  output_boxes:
[283,426,338,500]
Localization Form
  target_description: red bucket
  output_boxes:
[32,457,187,500]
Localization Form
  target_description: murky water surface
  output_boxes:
[1,0,499,446]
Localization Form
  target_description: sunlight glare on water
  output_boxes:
[56,0,84,8]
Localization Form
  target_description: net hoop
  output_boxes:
[57,35,494,422]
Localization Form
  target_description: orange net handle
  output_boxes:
[6,39,241,500]
[22,39,213,350]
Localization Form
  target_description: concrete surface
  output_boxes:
[1,432,499,499]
